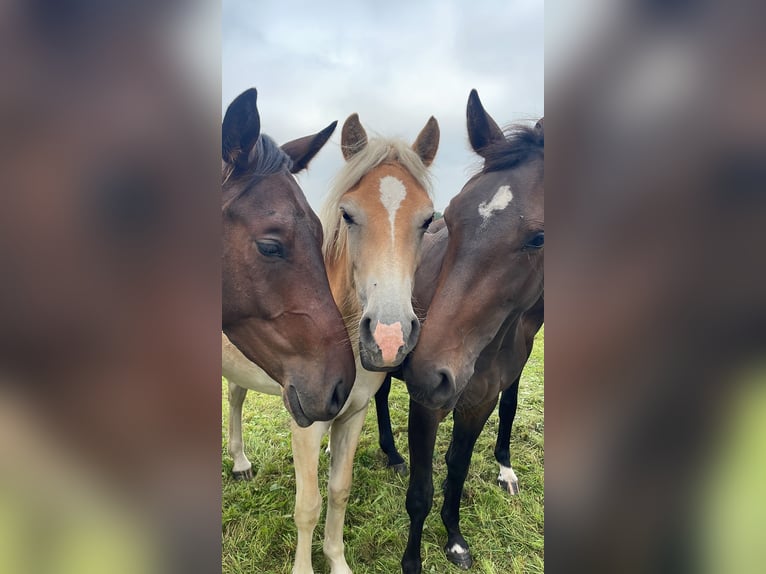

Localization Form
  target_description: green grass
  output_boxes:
[222,329,543,573]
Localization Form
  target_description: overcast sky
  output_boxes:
[222,0,543,212]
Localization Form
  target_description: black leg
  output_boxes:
[494,378,520,494]
[401,399,442,574]
[375,374,407,473]
[441,399,498,569]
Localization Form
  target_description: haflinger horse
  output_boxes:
[222,88,356,429]
[286,112,439,574]
[398,90,544,573]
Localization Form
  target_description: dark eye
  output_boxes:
[524,232,544,250]
[341,209,355,225]
[422,214,434,229]
[255,240,284,258]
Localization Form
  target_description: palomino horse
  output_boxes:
[222,88,356,428]
[398,90,543,573]
[290,112,438,574]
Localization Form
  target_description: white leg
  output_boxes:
[227,381,252,479]
[292,420,330,574]
[323,405,369,574]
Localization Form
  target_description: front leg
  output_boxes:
[441,398,498,569]
[227,381,252,479]
[291,420,330,574]
[322,404,370,574]
[401,399,442,574]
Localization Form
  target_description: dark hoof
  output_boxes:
[445,545,473,570]
[498,478,520,495]
[232,467,254,481]
[389,462,408,475]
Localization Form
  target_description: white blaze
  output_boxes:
[478,185,513,222]
[379,176,407,242]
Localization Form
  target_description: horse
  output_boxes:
[222,88,356,428]
[373,294,542,494]
[397,90,544,573]
[235,111,436,574]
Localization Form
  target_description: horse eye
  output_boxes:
[422,214,434,229]
[255,240,284,258]
[525,232,544,249]
[341,210,355,225]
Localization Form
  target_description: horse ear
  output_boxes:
[341,113,368,161]
[282,121,338,174]
[466,89,504,156]
[412,116,440,167]
[222,88,261,169]
[534,117,544,138]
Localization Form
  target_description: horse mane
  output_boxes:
[222,134,292,196]
[320,137,433,262]
[481,123,544,174]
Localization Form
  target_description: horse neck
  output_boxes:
[325,247,361,351]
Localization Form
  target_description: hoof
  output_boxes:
[232,467,254,481]
[498,478,520,495]
[389,462,408,475]
[445,545,473,570]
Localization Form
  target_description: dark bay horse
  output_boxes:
[222,88,355,426]
[397,90,544,573]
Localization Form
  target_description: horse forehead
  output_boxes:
[355,164,429,210]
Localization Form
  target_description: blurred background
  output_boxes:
[545,0,766,572]
[0,1,221,573]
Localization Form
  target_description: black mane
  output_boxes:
[222,134,294,210]
[248,134,292,177]
[482,123,543,174]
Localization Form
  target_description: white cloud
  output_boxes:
[223,0,543,211]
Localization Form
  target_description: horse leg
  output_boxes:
[375,374,407,474]
[322,404,369,574]
[401,399,442,574]
[442,398,498,569]
[291,420,329,574]
[227,381,253,480]
[494,378,520,494]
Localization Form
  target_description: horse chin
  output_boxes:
[282,385,313,428]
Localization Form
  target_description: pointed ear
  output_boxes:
[534,117,544,138]
[466,89,505,156]
[341,113,368,161]
[281,120,338,174]
[222,88,261,169]
[412,116,440,167]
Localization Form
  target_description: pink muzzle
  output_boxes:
[372,321,405,364]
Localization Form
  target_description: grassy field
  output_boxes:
[222,329,543,573]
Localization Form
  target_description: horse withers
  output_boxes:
[222,88,355,427]
[400,90,544,573]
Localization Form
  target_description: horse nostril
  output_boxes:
[360,316,373,341]
[434,368,455,403]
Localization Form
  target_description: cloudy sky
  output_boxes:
[223,0,543,212]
